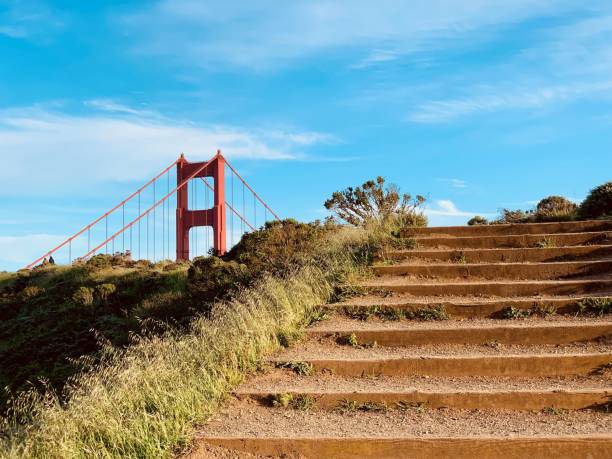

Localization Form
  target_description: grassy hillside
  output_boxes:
[0,258,190,410]
[0,219,381,458]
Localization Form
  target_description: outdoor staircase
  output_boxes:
[195,220,612,458]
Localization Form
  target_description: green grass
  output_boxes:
[271,393,316,411]
[276,360,315,377]
[0,225,372,458]
[0,261,191,410]
[342,304,448,321]
[576,297,612,316]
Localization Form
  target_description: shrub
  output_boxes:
[187,257,248,306]
[19,286,43,301]
[467,215,488,226]
[579,181,612,219]
[534,196,576,221]
[225,219,334,278]
[399,210,428,228]
[72,287,94,307]
[86,254,113,271]
[324,176,425,228]
[493,209,531,224]
[95,283,116,304]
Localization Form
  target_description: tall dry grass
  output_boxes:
[1,227,369,458]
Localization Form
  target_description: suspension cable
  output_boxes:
[167,168,170,260]
[122,204,125,252]
[26,159,178,269]
[224,158,281,221]
[199,177,255,231]
[138,193,141,260]
[79,156,216,261]
[153,180,156,262]
[231,167,234,247]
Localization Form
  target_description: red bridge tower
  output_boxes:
[176,151,226,260]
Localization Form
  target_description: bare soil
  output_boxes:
[198,400,611,438]
[309,315,612,331]
[274,339,612,360]
[238,369,612,394]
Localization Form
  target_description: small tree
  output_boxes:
[324,176,425,227]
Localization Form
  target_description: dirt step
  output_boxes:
[383,245,612,263]
[362,278,612,297]
[199,436,612,459]
[274,353,612,377]
[373,260,612,280]
[335,295,611,318]
[403,219,612,238]
[238,388,612,411]
[197,401,612,458]
[412,231,611,249]
[239,370,612,393]
[307,321,612,346]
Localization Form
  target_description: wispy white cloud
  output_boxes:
[405,7,612,124]
[0,104,332,195]
[0,0,67,40]
[352,49,399,69]
[450,179,467,189]
[83,99,156,117]
[426,199,494,217]
[409,80,612,123]
[120,0,574,70]
[438,178,468,189]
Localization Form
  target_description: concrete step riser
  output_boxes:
[309,325,612,346]
[203,436,612,459]
[337,298,605,318]
[367,280,612,297]
[405,220,612,237]
[373,261,612,280]
[299,353,612,377]
[414,232,611,249]
[383,246,612,263]
[240,390,612,411]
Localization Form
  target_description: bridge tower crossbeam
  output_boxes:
[176,151,226,260]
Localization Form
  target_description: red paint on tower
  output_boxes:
[176,151,227,260]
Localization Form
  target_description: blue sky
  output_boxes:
[1,0,612,270]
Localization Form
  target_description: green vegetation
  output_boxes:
[451,252,467,264]
[536,196,577,219]
[276,360,315,377]
[473,181,612,225]
[501,306,532,319]
[0,258,190,411]
[324,176,427,231]
[291,394,317,411]
[576,297,612,317]
[542,406,566,415]
[342,304,448,321]
[467,215,488,226]
[271,393,316,411]
[338,333,359,347]
[0,220,372,458]
[578,181,612,219]
[535,237,556,248]
[0,176,422,458]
